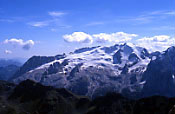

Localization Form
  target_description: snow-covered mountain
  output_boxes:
[11,43,175,98]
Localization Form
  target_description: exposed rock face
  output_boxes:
[11,54,65,80]
[140,48,150,59]
[128,53,140,63]
[113,49,122,64]
[74,46,100,54]
[169,105,175,114]
[101,44,119,54]
[142,47,175,97]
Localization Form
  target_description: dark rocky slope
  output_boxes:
[142,47,175,97]
[10,54,65,80]
[0,80,175,114]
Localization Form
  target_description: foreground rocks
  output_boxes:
[0,79,175,114]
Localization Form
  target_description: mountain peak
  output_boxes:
[10,44,175,98]
[167,46,175,53]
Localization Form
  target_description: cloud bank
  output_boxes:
[63,32,137,44]
[4,38,35,50]
[93,32,138,43]
[63,32,174,52]
[136,35,175,52]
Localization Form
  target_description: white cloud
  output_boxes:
[149,11,175,16]
[93,32,138,43]
[151,26,175,31]
[50,28,57,32]
[48,11,66,17]
[136,35,175,52]
[63,32,174,52]
[28,11,69,28]
[0,19,14,23]
[130,16,153,24]
[86,22,104,26]
[117,10,175,24]
[4,50,12,54]
[63,32,138,44]
[4,38,35,50]
[164,11,175,15]
[28,12,68,28]
[29,21,49,27]
[63,32,93,44]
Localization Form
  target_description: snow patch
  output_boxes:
[139,81,146,85]
[152,56,157,60]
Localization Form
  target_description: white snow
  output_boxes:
[139,81,146,85]
[28,43,151,76]
[128,56,150,73]
[152,56,157,60]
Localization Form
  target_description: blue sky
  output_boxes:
[0,0,175,59]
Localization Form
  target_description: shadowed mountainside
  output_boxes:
[0,79,175,114]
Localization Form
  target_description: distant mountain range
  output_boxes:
[10,43,175,98]
[0,65,19,80]
[0,59,25,81]
[0,59,23,67]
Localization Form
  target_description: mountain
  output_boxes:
[0,79,175,114]
[0,59,22,67]
[0,79,91,114]
[142,46,175,97]
[88,93,175,114]
[0,65,19,80]
[11,54,65,80]
[0,59,22,81]
[10,43,175,98]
